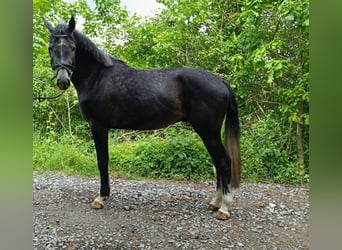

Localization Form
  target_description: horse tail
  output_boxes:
[224,84,241,189]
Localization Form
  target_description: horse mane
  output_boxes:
[72,30,114,67]
[51,23,121,67]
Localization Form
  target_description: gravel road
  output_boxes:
[33,172,309,249]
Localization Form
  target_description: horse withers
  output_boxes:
[43,16,241,220]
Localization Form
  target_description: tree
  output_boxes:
[117,0,309,182]
[232,0,309,177]
[33,0,309,183]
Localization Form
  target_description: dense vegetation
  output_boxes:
[33,0,309,184]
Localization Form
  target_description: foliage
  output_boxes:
[33,0,309,185]
[33,132,97,177]
[240,111,309,184]
[33,126,214,181]
[110,127,213,180]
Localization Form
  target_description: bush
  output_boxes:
[33,132,97,177]
[33,114,308,185]
[109,127,214,180]
[240,112,308,184]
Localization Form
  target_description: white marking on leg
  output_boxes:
[91,195,108,209]
[209,190,223,210]
[94,195,107,205]
[218,192,233,217]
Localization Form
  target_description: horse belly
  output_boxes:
[114,108,184,130]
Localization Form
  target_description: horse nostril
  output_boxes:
[57,79,70,90]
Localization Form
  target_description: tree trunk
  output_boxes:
[296,101,305,183]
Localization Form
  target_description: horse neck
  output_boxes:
[71,50,132,95]
[71,50,104,89]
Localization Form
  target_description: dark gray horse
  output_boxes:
[44,16,240,220]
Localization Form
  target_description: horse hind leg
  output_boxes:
[191,120,233,220]
[208,173,233,218]
[204,139,234,220]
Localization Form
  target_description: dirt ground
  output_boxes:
[33,172,309,249]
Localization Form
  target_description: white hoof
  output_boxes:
[90,195,108,209]
[215,209,230,220]
[211,192,233,220]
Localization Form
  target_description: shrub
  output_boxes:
[240,112,308,184]
[109,127,214,180]
[33,114,309,185]
[33,132,97,177]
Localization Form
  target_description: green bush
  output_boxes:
[240,112,309,184]
[110,127,214,180]
[33,115,309,185]
[33,126,215,181]
[33,132,97,177]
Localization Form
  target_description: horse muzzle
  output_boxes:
[52,63,74,90]
[57,78,70,90]
[55,67,72,90]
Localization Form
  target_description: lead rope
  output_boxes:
[33,74,66,101]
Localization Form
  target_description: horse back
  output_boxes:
[78,66,229,130]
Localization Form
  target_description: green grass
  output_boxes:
[33,133,98,177]
[33,128,215,181]
[33,120,309,185]
[109,129,214,181]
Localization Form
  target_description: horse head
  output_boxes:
[43,16,76,90]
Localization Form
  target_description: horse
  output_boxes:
[43,16,241,220]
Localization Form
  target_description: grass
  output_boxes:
[33,133,98,177]
[33,122,309,185]
[33,128,215,181]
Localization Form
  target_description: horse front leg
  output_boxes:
[90,124,110,209]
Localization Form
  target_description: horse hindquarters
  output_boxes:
[180,70,238,220]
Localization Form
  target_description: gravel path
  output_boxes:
[33,172,309,249]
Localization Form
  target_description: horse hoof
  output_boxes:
[208,204,220,211]
[215,210,230,220]
[91,200,104,209]
[90,196,107,209]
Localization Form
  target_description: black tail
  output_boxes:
[224,84,241,189]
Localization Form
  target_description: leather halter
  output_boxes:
[50,34,76,77]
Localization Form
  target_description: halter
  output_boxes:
[49,34,76,78]
[33,34,75,101]
[33,62,74,102]
[51,63,75,76]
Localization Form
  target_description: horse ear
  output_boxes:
[68,16,76,33]
[43,18,55,33]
